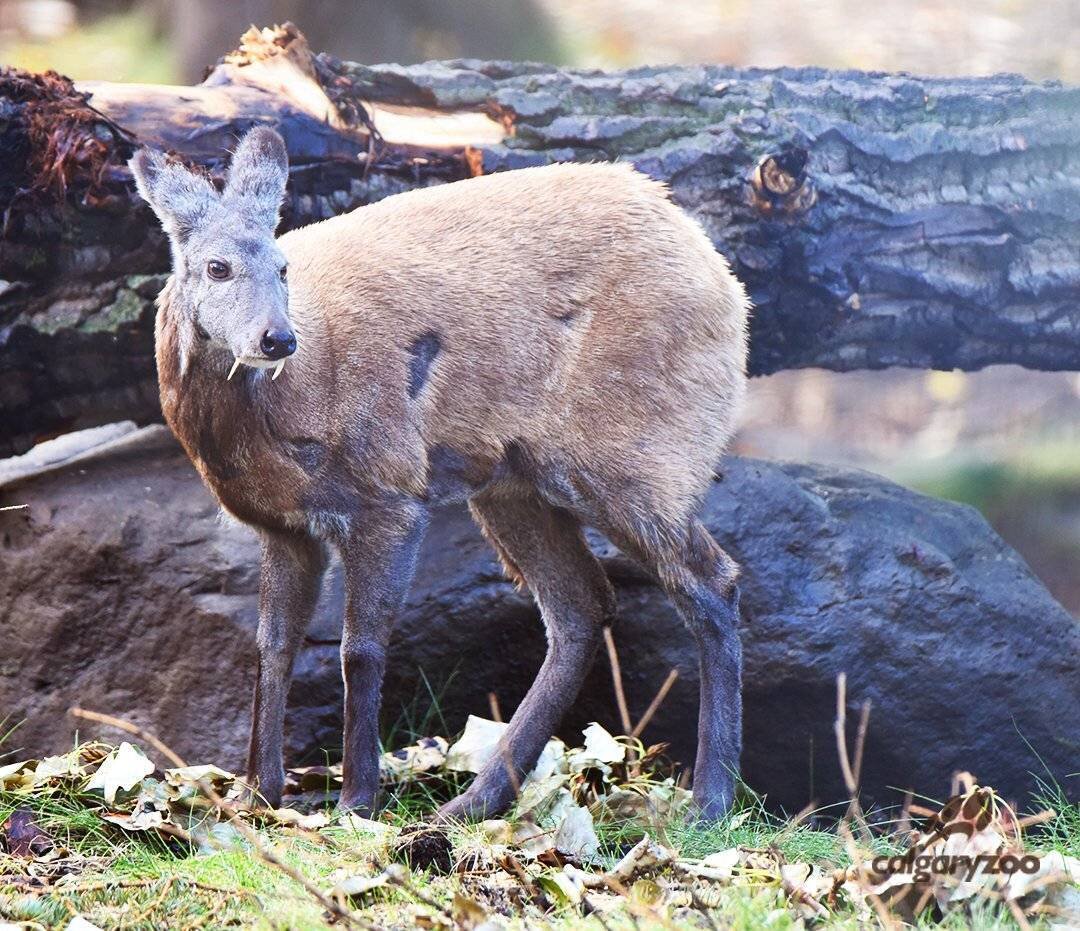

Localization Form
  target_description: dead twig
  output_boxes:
[59,876,261,899]
[833,673,872,833]
[631,668,679,739]
[836,819,898,931]
[602,627,634,736]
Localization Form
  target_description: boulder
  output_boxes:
[1,426,1076,811]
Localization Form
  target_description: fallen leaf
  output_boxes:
[31,751,85,787]
[287,764,342,794]
[331,869,391,899]
[593,782,691,827]
[728,809,753,829]
[339,812,394,839]
[688,846,740,881]
[101,795,171,832]
[1,808,54,858]
[780,862,830,919]
[607,834,676,884]
[1004,849,1080,902]
[163,764,234,788]
[445,716,507,774]
[579,723,625,765]
[380,736,449,782]
[445,717,564,783]
[851,783,1063,923]
[86,743,154,804]
[629,877,665,906]
[0,759,30,788]
[413,909,453,930]
[479,819,513,844]
[516,771,568,816]
[511,817,555,859]
[65,918,103,931]
[553,800,600,863]
[452,892,490,929]
[537,869,584,905]
[266,807,330,830]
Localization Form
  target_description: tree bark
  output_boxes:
[1,24,1078,456]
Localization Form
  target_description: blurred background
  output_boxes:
[2,0,1079,615]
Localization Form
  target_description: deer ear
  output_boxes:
[129,147,218,244]
[224,125,289,231]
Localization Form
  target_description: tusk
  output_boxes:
[227,359,241,381]
[272,359,286,380]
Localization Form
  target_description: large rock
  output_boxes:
[1,426,1076,811]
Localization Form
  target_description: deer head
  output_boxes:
[130,126,295,373]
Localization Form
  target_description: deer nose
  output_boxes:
[260,327,296,360]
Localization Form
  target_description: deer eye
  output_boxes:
[207,259,231,281]
[279,265,287,281]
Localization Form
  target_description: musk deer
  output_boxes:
[130,126,750,820]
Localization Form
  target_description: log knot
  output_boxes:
[750,144,816,216]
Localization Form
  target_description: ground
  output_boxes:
[1,715,1077,931]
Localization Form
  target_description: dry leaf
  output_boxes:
[266,807,330,830]
[479,819,514,844]
[31,751,85,787]
[553,802,600,862]
[86,742,154,804]
[629,877,665,906]
[445,716,507,774]
[680,846,740,882]
[101,795,171,832]
[330,869,390,899]
[163,764,235,788]
[516,771,568,815]
[608,834,676,883]
[1,808,55,858]
[381,736,449,782]
[0,760,29,788]
[569,834,677,890]
[445,716,564,784]
[452,891,490,929]
[537,869,584,905]
[339,812,394,839]
[579,723,625,765]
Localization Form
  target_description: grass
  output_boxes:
[2,680,1076,930]
[2,740,1076,930]
[0,797,813,929]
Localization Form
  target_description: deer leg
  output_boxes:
[247,528,327,808]
[338,498,428,814]
[436,490,615,822]
[614,519,742,819]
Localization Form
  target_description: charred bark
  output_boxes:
[1,24,1078,456]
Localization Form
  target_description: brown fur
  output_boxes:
[149,150,750,818]
[160,162,747,544]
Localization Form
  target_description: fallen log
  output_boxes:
[1,24,1078,456]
